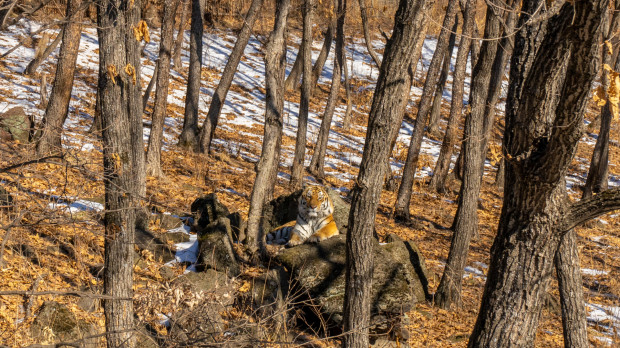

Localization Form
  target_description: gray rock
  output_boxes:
[190,193,230,235]
[197,218,240,276]
[163,231,190,244]
[157,213,184,231]
[135,228,176,263]
[276,235,427,330]
[31,301,100,347]
[0,107,32,143]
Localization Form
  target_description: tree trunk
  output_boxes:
[308,0,345,180]
[97,0,144,346]
[583,0,620,199]
[35,0,83,155]
[469,1,607,346]
[178,0,203,149]
[342,44,353,128]
[358,0,381,67]
[24,29,62,76]
[290,0,314,189]
[198,0,264,153]
[555,228,588,348]
[428,13,471,194]
[145,0,179,177]
[172,0,189,70]
[142,60,158,111]
[245,0,291,254]
[427,15,459,138]
[393,0,458,220]
[342,1,433,346]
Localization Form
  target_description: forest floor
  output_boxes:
[0,14,619,347]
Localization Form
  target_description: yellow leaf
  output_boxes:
[133,20,150,43]
[238,281,251,293]
[107,64,118,85]
[605,41,613,56]
[125,63,137,85]
[593,85,607,107]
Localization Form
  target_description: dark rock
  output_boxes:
[0,107,32,143]
[227,212,246,243]
[135,228,176,263]
[197,218,240,276]
[247,267,288,320]
[262,188,350,235]
[31,301,100,347]
[190,193,230,234]
[381,240,430,300]
[276,235,427,331]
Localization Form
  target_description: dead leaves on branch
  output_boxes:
[593,63,620,119]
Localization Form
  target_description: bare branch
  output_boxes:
[0,289,131,300]
[561,187,620,232]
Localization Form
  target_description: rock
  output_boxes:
[172,269,233,302]
[197,218,240,276]
[0,107,32,143]
[158,265,176,281]
[135,228,176,263]
[163,231,190,244]
[227,212,246,243]
[156,213,184,231]
[31,301,100,347]
[190,193,230,234]
[381,240,430,300]
[262,188,351,235]
[276,235,427,331]
[247,267,288,321]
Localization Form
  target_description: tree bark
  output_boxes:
[358,0,381,67]
[24,29,62,76]
[172,0,189,70]
[35,0,83,155]
[178,0,204,149]
[555,228,588,348]
[393,0,458,220]
[198,0,264,153]
[427,15,459,138]
[290,0,314,189]
[97,0,144,346]
[245,0,291,254]
[469,1,607,346]
[145,0,179,177]
[428,13,471,194]
[308,0,345,180]
[142,60,158,111]
[342,1,433,346]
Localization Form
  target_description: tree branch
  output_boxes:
[561,187,620,231]
[0,289,131,300]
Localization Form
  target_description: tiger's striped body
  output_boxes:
[266,185,339,246]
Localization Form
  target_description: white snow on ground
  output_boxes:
[581,268,609,276]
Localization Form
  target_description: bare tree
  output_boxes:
[172,0,189,70]
[393,0,458,220]
[35,0,84,155]
[245,0,291,254]
[469,1,613,346]
[198,0,264,154]
[358,0,381,67]
[178,0,204,149]
[97,0,145,345]
[342,0,434,346]
[290,0,314,189]
[24,30,62,76]
[145,0,181,177]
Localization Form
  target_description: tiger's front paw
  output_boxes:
[286,233,304,247]
[307,234,324,244]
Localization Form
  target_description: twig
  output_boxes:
[23,273,46,322]
[0,154,64,174]
[0,290,131,300]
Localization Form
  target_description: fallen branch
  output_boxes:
[0,290,131,300]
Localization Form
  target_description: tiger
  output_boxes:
[266,184,339,247]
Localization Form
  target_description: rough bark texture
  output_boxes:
[289,0,313,189]
[97,0,144,346]
[308,0,345,180]
[172,0,189,70]
[358,0,381,67]
[427,15,458,138]
[469,1,607,346]
[341,0,432,346]
[198,0,264,153]
[245,0,291,254]
[35,0,83,155]
[429,11,472,194]
[555,228,588,348]
[145,0,179,177]
[178,0,203,148]
[393,0,458,219]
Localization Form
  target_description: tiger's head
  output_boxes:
[298,185,333,218]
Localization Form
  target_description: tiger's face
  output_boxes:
[299,185,331,218]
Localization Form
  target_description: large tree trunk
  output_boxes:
[145,0,179,177]
[342,1,433,346]
[427,15,459,138]
[35,0,83,155]
[172,0,189,70]
[435,0,512,309]
[428,13,471,194]
[393,0,458,220]
[308,0,345,180]
[469,1,608,346]
[290,0,313,188]
[97,0,144,346]
[245,0,291,254]
[198,0,264,153]
[178,0,203,149]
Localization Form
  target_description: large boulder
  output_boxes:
[196,217,241,276]
[0,106,32,143]
[276,235,427,331]
[261,188,350,234]
[31,301,100,347]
